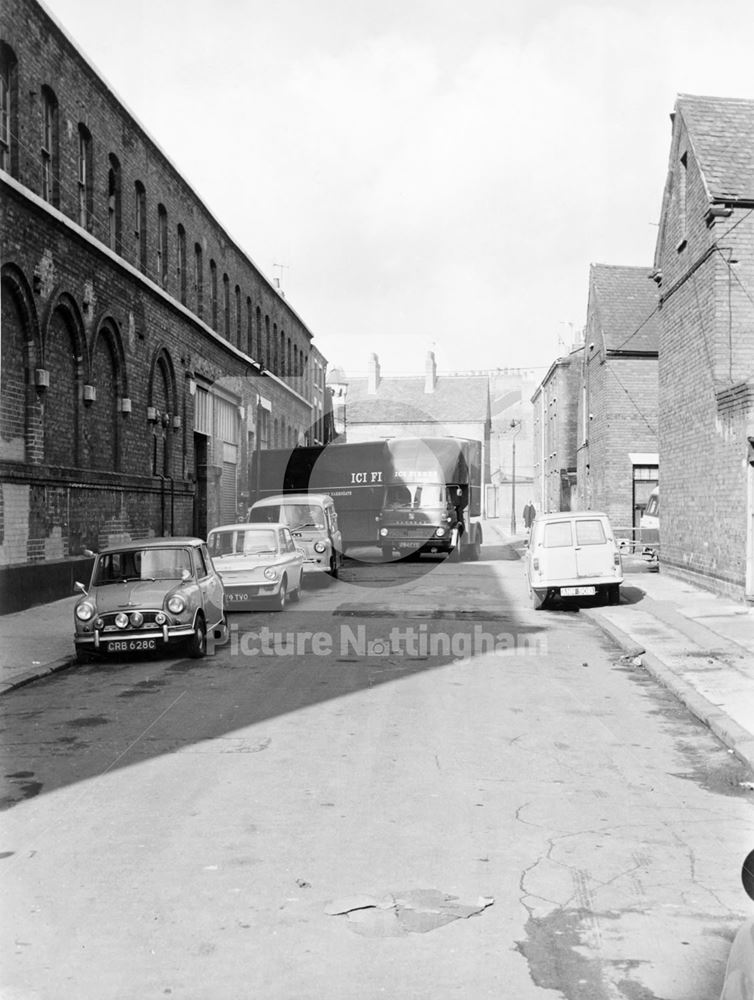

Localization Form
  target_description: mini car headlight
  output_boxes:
[379,527,388,537]
[167,595,185,614]
[264,567,278,581]
[130,612,144,627]
[435,527,446,537]
[76,602,95,622]
[313,541,327,553]
[115,612,129,629]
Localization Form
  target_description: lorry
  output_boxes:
[250,436,484,562]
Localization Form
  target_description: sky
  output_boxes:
[42,0,754,378]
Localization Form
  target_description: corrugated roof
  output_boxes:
[677,94,754,202]
[346,375,490,424]
[589,264,660,353]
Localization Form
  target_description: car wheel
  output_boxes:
[530,587,547,610]
[465,535,481,561]
[274,577,288,611]
[290,573,302,602]
[607,584,621,605]
[188,614,207,658]
[75,648,93,664]
[328,555,339,579]
[447,541,461,563]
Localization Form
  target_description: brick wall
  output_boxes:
[0,0,330,609]
[656,114,754,595]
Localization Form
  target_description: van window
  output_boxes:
[543,521,573,547]
[644,493,659,518]
[575,519,607,545]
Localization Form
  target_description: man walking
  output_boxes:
[523,499,536,533]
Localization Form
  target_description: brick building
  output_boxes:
[576,264,659,534]
[342,352,491,499]
[531,344,583,515]
[653,94,754,598]
[0,0,331,611]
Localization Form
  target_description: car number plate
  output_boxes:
[560,586,596,596]
[225,592,250,604]
[397,541,417,549]
[106,639,157,651]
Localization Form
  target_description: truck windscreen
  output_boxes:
[385,484,445,509]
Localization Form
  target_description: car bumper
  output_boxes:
[530,576,623,594]
[75,623,195,652]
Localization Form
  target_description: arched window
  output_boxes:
[41,86,59,206]
[194,242,203,317]
[265,315,270,367]
[223,273,230,338]
[134,181,147,272]
[177,225,187,304]
[0,43,18,175]
[157,204,168,288]
[107,153,121,253]
[77,124,93,231]
[246,296,253,356]
[256,307,263,362]
[209,260,218,328]
[235,285,242,347]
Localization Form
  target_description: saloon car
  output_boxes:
[73,537,225,661]
[207,522,305,611]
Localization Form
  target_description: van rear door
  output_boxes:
[573,517,613,578]
[541,520,577,579]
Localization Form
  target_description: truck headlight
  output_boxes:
[313,541,327,553]
[379,527,388,537]
[167,595,185,614]
[434,527,446,537]
[264,567,278,581]
[76,602,95,621]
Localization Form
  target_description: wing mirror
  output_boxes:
[74,580,87,595]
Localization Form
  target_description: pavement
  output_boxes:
[2,524,754,779]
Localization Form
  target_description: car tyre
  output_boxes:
[607,584,621,605]
[290,575,302,602]
[447,541,461,563]
[274,577,288,611]
[328,555,339,579]
[465,535,481,561]
[188,614,207,658]
[75,648,93,664]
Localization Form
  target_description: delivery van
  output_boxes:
[525,511,623,610]
[247,493,342,578]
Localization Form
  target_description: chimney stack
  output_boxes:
[424,351,437,394]
[367,353,381,395]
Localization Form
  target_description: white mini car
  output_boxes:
[524,511,623,610]
[207,523,304,611]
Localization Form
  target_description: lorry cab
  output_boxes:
[525,511,623,610]
[247,493,342,578]
[378,480,465,561]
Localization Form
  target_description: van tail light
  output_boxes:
[533,557,540,571]
[614,553,621,566]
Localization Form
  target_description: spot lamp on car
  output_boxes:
[115,612,129,629]
[130,612,144,627]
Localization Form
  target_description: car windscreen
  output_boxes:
[575,520,607,545]
[209,529,278,557]
[93,547,191,584]
[542,522,573,548]
[248,505,281,524]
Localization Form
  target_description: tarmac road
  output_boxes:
[0,540,752,999]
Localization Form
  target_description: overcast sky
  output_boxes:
[42,0,754,377]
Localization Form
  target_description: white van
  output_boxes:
[247,493,343,578]
[525,511,623,610]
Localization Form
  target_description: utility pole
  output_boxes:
[510,418,521,534]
